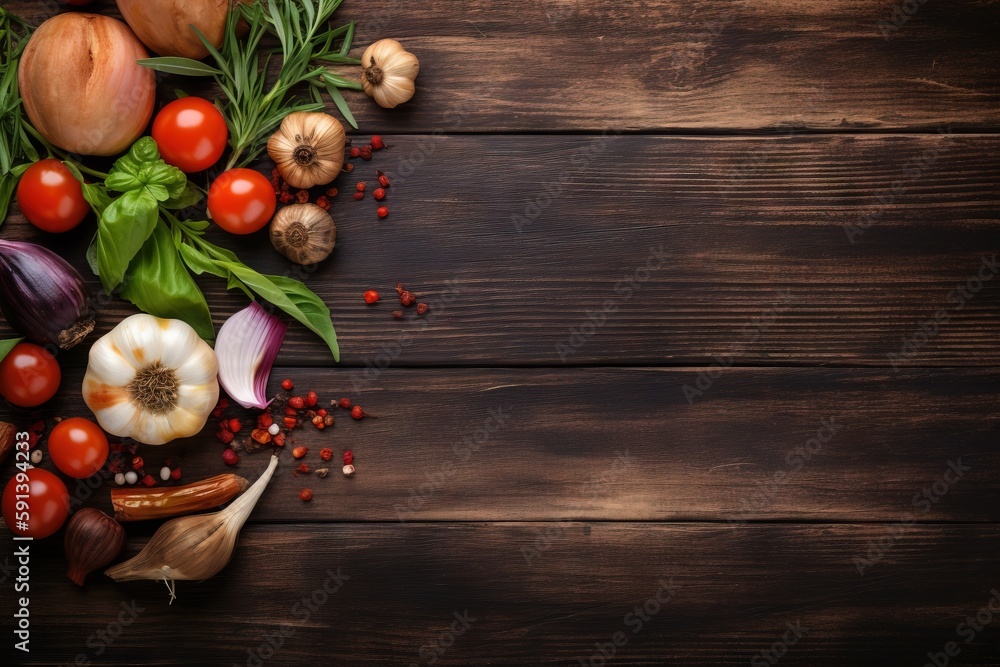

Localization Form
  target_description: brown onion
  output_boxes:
[65,508,126,587]
[18,14,155,156]
[117,0,235,60]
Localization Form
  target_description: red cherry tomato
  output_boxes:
[208,168,276,235]
[152,97,229,173]
[0,343,61,408]
[3,468,71,539]
[16,159,89,233]
[47,418,109,479]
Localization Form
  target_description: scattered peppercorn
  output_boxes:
[344,163,355,173]
[296,189,309,203]
[305,390,318,407]
[317,408,328,417]
[222,449,239,466]
[378,173,390,188]
[170,467,182,480]
[371,135,384,150]
[320,448,333,461]
[316,468,329,478]
[392,310,404,320]
[251,428,273,445]
[273,433,286,447]
[141,474,157,487]
[285,406,299,417]
[132,456,144,470]
[364,290,380,304]
[342,464,356,477]
[360,147,372,161]
[316,195,331,211]
[228,418,243,433]
[300,488,313,502]
[288,396,306,410]
[217,429,235,444]
[353,191,364,200]
[377,206,388,218]
[349,147,361,158]
[279,191,294,204]
[283,417,298,429]
[295,463,310,476]
[400,291,416,307]
[326,187,338,197]
[292,446,308,459]
[323,415,335,427]
[343,450,354,465]
[351,405,364,420]
[373,187,386,201]
[356,182,366,192]
[212,397,230,418]
[311,415,326,430]
[338,397,351,409]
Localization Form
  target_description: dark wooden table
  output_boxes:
[2,1,1000,665]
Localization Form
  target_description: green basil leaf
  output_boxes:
[105,171,143,193]
[218,262,339,361]
[81,182,113,217]
[137,57,223,77]
[121,222,215,340]
[97,189,159,290]
[129,137,161,164]
[163,182,205,210]
[140,162,187,200]
[0,337,23,364]
[178,242,229,280]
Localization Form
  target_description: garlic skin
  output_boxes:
[361,39,420,109]
[267,112,345,189]
[82,314,219,446]
[270,204,337,265]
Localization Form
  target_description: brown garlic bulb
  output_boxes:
[267,112,345,188]
[65,508,126,586]
[270,204,337,265]
[361,39,420,109]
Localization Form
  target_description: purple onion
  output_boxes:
[216,302,287,409]
[0,239,95,350]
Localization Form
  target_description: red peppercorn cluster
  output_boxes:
[341,138,391,217]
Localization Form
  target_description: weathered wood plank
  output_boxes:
[6,0,1000,132]
[2,367,998,522]
[2,134,998,367]
[2,523,999,665]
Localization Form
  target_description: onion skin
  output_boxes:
[18,14,155,156]
[0,240,95,351]
[117,0,235,60]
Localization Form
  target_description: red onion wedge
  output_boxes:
[215,302,287,410]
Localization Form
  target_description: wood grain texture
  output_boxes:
[4,366,999,522]
[1,523,999,666]
[3,134,998,367]
[6,0,1000,132]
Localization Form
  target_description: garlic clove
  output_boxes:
[88,394,139,436]
[158,318,211,370]
[175,383,218,416]
[86,337,139,386]
[173,345,221,387]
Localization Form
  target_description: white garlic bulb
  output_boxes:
[361,39,420,109]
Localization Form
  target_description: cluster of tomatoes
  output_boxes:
[16,96,276,236]
[2,417,109,539]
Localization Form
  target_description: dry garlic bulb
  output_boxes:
[82,314,219,445]
[270,204,337,265]
[361,39,420,109]
[267,112,345,188]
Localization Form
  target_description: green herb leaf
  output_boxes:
[137,57,222,77]
[177,242,229,280]
[121,222,215,340]
[0,337,23,364]
[85,233,99,276]
[162,181,205,210]
[324,78,358,129]
[97,188,159,290]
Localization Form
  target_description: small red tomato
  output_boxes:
[2,468,70,539]
[208,168,277,235]
[16,159,89,233]
[0,342,61,408]
[48,418,109,479]
[152,97,229,173]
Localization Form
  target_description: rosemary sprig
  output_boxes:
[0,8,38,223]
[140,0,361,170]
